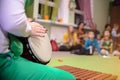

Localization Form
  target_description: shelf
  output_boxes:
[39,0,55,7]
[36,19,92,30]
[37,19,77,27]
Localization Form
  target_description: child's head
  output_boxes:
[103,30,110,40]
[104,30,110,36]
[105,24,111,31]
[113,24,119,31]
[88,31,95,39]
[78,22,85,30]
[97,34,101,40]
[68,25,74,33]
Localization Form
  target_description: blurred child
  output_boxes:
[59,25,76,51]
[84,31,101,55]
[101,30,113,55]
[76,22,86,45]
[70,22,86,53]
[104,24,112,33]
[112,42,120,56]
[96,34,102,48]
[111,24,120,38]
[60,25,82,51]
[111,24,120,49]
[92,23,100,38]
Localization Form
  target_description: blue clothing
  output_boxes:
[84,38,101,54]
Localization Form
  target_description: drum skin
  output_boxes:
[28,33,52,63]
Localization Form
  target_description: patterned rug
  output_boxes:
[56,65,118,80]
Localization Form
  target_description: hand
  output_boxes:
[89,46,93,49]
[110,39,113,43]
[75,38,80,44]
[27,18,35,22]
[118,33,120,37]
[103,46,109,49]
[29,22,47,37]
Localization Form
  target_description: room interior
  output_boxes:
[26,0,120,80]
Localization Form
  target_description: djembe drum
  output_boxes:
[21,33,52,64]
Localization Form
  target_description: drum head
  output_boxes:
[28,33,52,63]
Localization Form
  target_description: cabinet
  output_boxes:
[110,6,120,27]
[110,6,120,42]
[25,0,77,43]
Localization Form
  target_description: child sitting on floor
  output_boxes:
[84,31,101,55]
[112,41,120,56]
[96,34,102,48]
[101,30,113,56]
[111,24,120,50]
[71,31,101,55]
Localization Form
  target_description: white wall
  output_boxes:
[35,0,110,43]
[93,0,110,33]
[58,0,70,24]
[50,26,67,43]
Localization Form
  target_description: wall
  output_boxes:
[39,21,68,43]
[29,0,110,42]
[93,0,110,33]
[58,0,70,23]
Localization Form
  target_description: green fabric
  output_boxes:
[25,0,34,18]
[44,0,49,17]
[41,0,51,19]
[7,0,34,56]
[0,52,75,80]
[51,0,60,21]
[0,1,75,80]
[41,4,44,19]
[102,41,112,47]
[8,34,23,56]
[25,0,34,10]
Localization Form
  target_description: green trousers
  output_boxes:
[0,52,75,80]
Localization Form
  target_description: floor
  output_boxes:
[47,51,120,80]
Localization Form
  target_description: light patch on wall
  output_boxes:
[50,26,67,43]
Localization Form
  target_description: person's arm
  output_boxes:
[84,39,89,50]
[99,39,103,48]
[1,0,31,37]
[95,39,101,54]
[101,40,106,49]
[73,32,79,44]
[112,29,120,37]
[109,39,113,53]
[62,32,69,44]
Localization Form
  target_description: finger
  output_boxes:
[31,32,45,37]
[45,29,48,33]
[36,23,44,28]
[32,22,44,28]
[36,33,45,37]
[36,27,47,33]
[36,29,46,33]
[36,26,46,31]
[43,26,48,33]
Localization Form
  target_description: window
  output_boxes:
[37,0,84,25]
[38,0,60,21]
[74,0,84,25]
[38,0,55,20]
